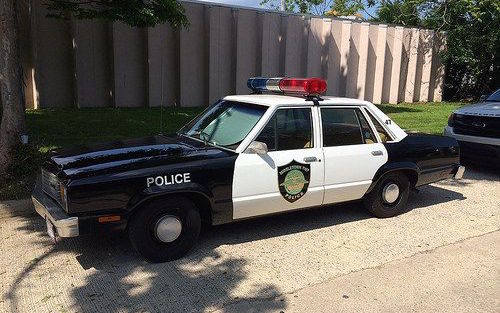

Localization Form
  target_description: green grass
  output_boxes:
[377,102,464,135]
[0,102,464,200]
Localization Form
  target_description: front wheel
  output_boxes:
[128,197,201,263]
[364,172,410,218]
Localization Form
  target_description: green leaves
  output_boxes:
[45,0,189,28]
[375,0,499,100]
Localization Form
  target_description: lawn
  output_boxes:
[0,102,464,200]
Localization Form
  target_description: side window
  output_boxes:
[365,110,393,143]
[356,110,376,144]
[255,108,313,151]
[321,108,371,147]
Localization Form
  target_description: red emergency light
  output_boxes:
[247,77,327,95]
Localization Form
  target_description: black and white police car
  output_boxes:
[33,77,465,262]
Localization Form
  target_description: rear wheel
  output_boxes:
[128,197,201,263]
[364,172,410,218]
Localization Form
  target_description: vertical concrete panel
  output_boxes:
[418,30,434,102]
[398,28,412,102]
[321,19,331,80]
[404,28,420,103]
[346,22,361,98]
[388,27,404,104]
[365,25,378,102]
[431,32,446,102]
[284,15,307,77]
[33,1,74,108]
[73,19,111,108]
[113,23,146,107]
[260,13,281,77]
[372,25,387,104]
[338,21,352,97]
[327,20,343,96]
[180,3,207,107]
[208,6,233,103]
[235,9,258,94]
[148,24,177,107]
[307,18,324,77]
[355,22,370,100]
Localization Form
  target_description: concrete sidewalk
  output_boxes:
[218,231,500,313]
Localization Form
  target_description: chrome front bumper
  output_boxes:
[32,178,79,237]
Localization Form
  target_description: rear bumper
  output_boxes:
[32,178,79,237]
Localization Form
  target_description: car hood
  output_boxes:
[455,101,500,117]
[46,134,233,179]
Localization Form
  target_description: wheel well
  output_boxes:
[400,169,418,188]
[129,193,213,225]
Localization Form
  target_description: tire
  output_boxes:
[128,196,201,263]
[364,171,410,218]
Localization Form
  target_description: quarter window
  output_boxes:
[365,110,393,143]
[255,108,313,151]
[321,108,375,147]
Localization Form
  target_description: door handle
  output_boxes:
[303,156,319,163]
[371,150,383,156]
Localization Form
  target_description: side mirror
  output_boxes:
[479,94,488,102]
[245,141,268,155]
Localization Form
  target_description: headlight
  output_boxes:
[447,113,455,127]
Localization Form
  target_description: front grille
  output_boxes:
[41,169,64,208]
[453,114,500,138]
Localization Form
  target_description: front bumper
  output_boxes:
[32,178,79,237]
[443,126,500,146]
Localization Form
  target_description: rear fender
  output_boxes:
[366,162,420,194]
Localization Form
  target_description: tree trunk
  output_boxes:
[0,0,26,174]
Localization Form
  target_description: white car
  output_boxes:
[444,89,500,164]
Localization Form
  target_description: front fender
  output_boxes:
[126,182,213,214]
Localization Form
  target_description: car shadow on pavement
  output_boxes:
[4,177,468,313]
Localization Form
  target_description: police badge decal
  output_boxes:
[278,160,310,203]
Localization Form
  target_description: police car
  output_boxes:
[32,77,465,262]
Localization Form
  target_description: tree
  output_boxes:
[260,0,325,14]
[0,0,26,175]
[0,0,188,174]
[375,0,499,99]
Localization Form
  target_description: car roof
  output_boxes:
[223,94,371,107]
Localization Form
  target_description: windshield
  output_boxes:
[486,89,500,102]
[179,100,267,150]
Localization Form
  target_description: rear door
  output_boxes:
[320,107,388,204]
[232,106,324,219]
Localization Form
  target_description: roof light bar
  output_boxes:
[247,77,327,95]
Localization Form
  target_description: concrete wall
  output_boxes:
[22,0,446,109]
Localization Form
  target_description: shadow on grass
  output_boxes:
[376,104,422,114]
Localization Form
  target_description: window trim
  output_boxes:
[248,106,316,152]
[319,106,380,148]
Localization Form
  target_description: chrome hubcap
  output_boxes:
[382,183,400,204]
[154,215,182,243]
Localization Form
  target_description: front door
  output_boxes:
[320,107,388,204]
[232,107,324,219]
